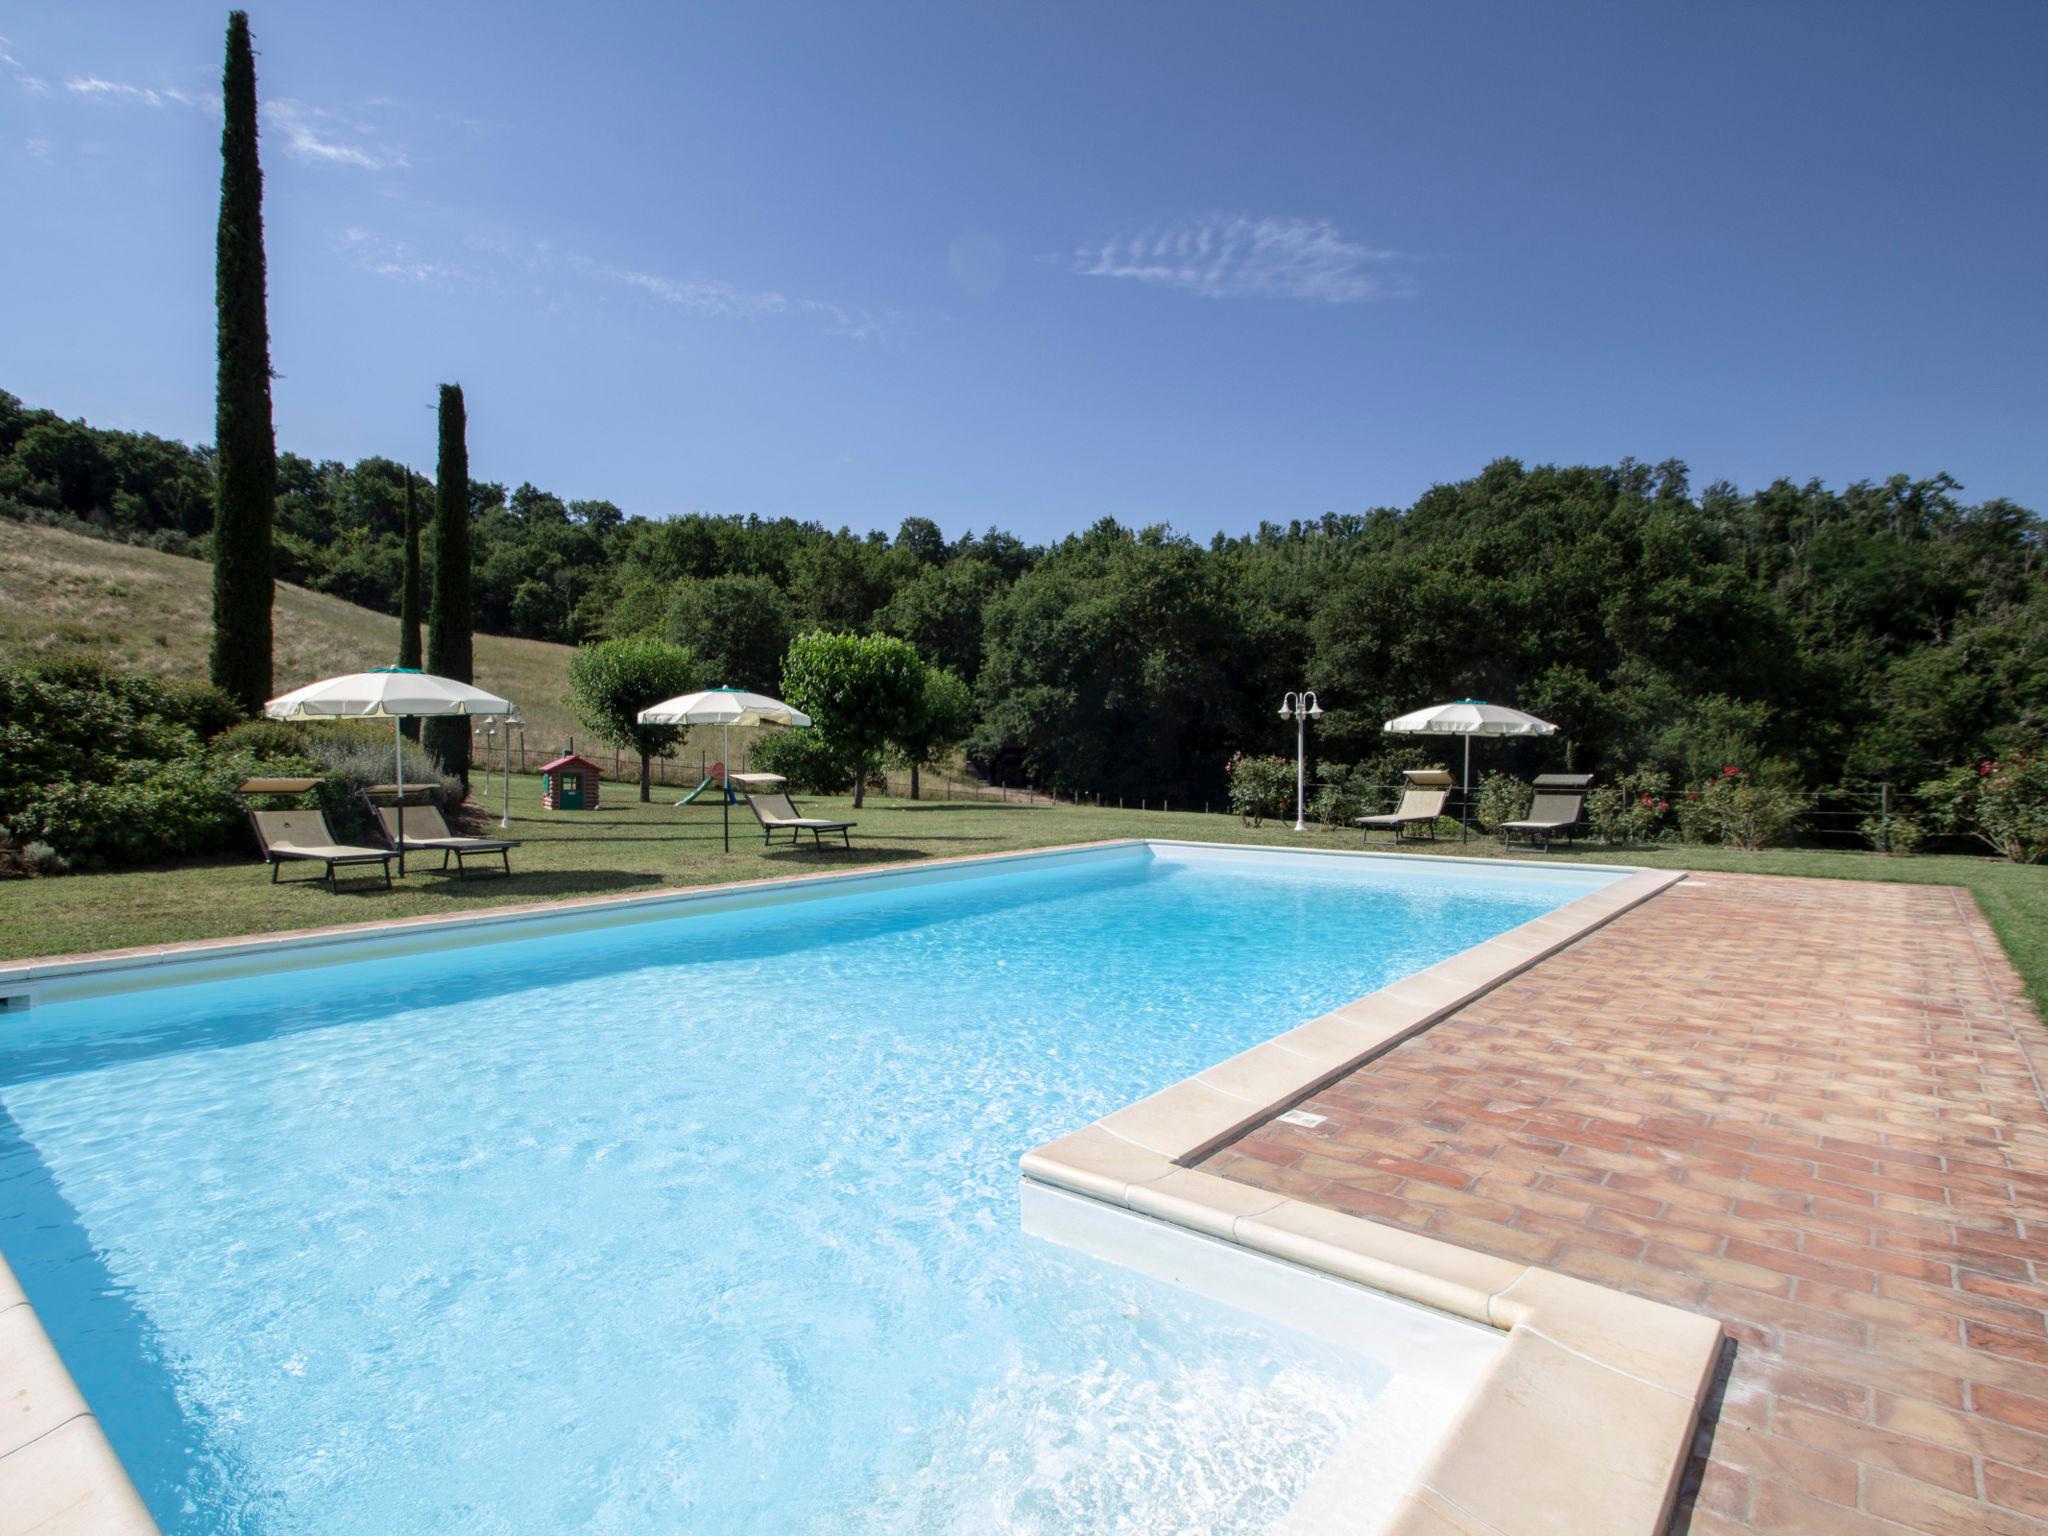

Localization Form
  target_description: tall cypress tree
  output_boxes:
[209,9,275,714]
[398,467,423,739]
[425,385,473,786]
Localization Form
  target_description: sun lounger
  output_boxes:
[1500,774,1592,851]
[249,809,394,892]
[742,785,856,848]
[1355,769,1453,845]
[374,804,519,877]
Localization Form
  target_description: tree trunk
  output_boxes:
[639,750,651,802]
[910,761,920,800]
[853,765,867,810]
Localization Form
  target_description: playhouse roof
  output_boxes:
[540,754,603,774]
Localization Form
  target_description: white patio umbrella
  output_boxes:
[637,687,813,852]
[1383,699,1558,841]
[266,667,514,871]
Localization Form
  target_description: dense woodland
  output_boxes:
[3,386,2041,807]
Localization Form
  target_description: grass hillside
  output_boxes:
[0,519,582,749]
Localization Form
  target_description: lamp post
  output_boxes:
[1277,690,1323,832]
[501,714,523,828]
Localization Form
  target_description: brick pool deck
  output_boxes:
[1202,871,2048,1536]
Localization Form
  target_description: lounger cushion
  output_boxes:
[251,810,389,863]
[374,805,518,851]
[268,842,390,862]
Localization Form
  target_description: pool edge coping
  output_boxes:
[1021,863,1723,1536]
[0,1248,155,1533]
[0,838,1688,1536]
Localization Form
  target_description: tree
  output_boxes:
[876,557,1005,682]
[568,635,700,801]
[890,665,974,799]
[662,574,792,693]
[781,632,926,809]
[397,467,423,738]
[209,9,275,716]
[425,385,473,785]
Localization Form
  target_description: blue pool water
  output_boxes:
[0,844,1612,1534]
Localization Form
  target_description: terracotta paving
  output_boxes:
[1202,872,2048,1536]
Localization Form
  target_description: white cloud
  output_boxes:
[584,258,793,321]
[66,75,164,106]
[337,227,482,286]
[576,257,893,344]
[1068,215,1408,304]
[264,99,403,171]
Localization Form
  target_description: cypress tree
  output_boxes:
[398,468,423,739]
[425,384,473,786]
[209,9,275,714]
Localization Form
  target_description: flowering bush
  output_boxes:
[1918,753,2048,864]
[1585,769,1673,845]
[1675,767,1804,850]
[1226,753,1296,826]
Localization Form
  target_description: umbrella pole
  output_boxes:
[722,723,731,853]
[1461,734,1470,845]
[394,715,406,875]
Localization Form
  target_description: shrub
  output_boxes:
[749,726,856,795]
[1676,766,1804,850]
[1472,771,1529,834]
[1858,813,1925,856]
[4,758,252,867]
[209,717,318,761]
[1225,753,1295,826]
[0,652,236,799]
[1586,769,1673,845]
[21,840,69,876]
[294,725,462,839]
[1918,753,2048,864]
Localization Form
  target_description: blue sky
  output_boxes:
[3,2,2043,541]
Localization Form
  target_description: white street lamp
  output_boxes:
[500,713,524,828]
[1277,690,1324,832]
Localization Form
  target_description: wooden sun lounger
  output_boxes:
[248,809,394,893]
[743,787,856,849]
[373,804,519,877]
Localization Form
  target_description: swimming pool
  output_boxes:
[0,842,1621,1534]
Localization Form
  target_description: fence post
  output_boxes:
[1880,783,1891,854]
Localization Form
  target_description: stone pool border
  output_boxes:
[1022,859,1722,1536]
[0,839,1705,1535]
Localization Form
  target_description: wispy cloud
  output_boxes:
[582,258,794,321]
[0,34,47,94]
[1068,215,1408,304]
[575,256,894,344]
[264,98,404,171]
[337,228,485,286]
[66,75,167,106]
[64,69,403,171]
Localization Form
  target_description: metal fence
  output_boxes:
[466,740,1928,851]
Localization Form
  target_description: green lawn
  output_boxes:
[6,778,2044,1012]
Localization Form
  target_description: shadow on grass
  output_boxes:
[881,802,1055,813]
[758,845,934,868]
[272,868,664,902]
